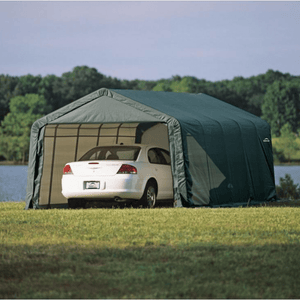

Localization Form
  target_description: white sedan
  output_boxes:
[61,144,173,208]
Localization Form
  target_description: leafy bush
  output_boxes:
[276,174,300,200]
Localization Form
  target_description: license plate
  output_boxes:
[84,181,100,189]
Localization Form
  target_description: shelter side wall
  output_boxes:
[51,135,78,204]
[39,136,55,205]
[40,125,79,205]
[185,134,227,206]
[183,117,275,207]
[182,119,253,207]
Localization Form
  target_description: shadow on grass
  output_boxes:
[250,199,300,208]
[1,242,299,299]
[84,199,174,209]
[81,199,300,209]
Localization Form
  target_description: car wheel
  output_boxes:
[68,198,86,209]
[141,182,156,208]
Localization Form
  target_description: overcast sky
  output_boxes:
[1,1,299,81]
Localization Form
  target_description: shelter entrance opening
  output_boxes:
[39,122,170,207]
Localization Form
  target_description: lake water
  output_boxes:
[0,165,300,202]
[0,165,28,202]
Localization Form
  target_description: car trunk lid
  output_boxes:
[70,161,123,176]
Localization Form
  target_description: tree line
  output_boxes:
[0,66,300,162]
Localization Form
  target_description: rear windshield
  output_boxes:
[79,146,141,161]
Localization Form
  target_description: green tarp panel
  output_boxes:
[25,88,276,209]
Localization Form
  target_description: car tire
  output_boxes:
[68,198,86,209]
[141,182,157,208]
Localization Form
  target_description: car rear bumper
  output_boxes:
[61,174,145,200]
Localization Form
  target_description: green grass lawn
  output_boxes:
[1,202,300,299]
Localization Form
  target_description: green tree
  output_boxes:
[105,76,122,89]
[129,80,156,91]
[120,79,137,90]
[246,93,264,116]
[170,76,200,93]
[152,80,172,92]
[170,79,190,93]
[202,80,242,109]
[1,67,300,128]
[12,74,42,97]
[273,123,300,162]
[41,68,122,111]
[54,66,109,105]
[0,94,47,162]
[0,75,19,121]
[38,74,62,111]
[226,76,263,115]
[259,69,293,89]
[261,80,300,136]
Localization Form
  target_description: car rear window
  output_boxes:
[79,146,141,161]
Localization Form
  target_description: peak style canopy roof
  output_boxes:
[25,88,276,209]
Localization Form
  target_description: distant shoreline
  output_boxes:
[1,161,300,166]
[0,161,28,166]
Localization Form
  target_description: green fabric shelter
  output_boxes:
[25,88,276,209]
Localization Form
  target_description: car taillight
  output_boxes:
[63,164,73,174]
[117,164,137,174]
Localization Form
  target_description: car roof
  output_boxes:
[89,144,170,152]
